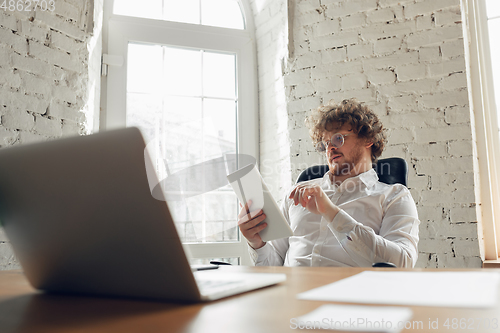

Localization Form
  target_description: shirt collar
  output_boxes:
[323,168,379,192]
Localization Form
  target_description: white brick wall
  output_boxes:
[255,0,480,267]
[0,0,101,269]
[249,0,294,201]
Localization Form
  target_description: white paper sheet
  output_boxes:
[297,271,500,308]
[292,304,413,332]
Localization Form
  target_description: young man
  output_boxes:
[238,99,419,267]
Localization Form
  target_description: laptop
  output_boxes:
[0,127,285,302]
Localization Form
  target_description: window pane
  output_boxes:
[203,192,238,241]
[126,93,162,143]
[163,0,200,24]
[164,47,202,97]
[203,98,236,151]
[114,0,244,30]
[125,42,239,245]
[201,99,238,242]
[127,43,163,94]
[163,96,203,173]
[161,98,237,243]
[114,0,162,20]
[203,52,236,99]
[201,0,245,29]
[164,95,202,121]
[180,198,203,242]
[486,0,500,19]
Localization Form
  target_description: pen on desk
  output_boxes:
[209,260,232,266]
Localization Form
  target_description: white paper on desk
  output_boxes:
[297,271,500,308]
[294,304,412,332]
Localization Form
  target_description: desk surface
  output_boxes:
[0,266,498,333]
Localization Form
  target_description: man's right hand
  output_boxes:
[238,200,267,250]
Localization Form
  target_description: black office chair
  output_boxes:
[296,157,408,268]
[296,157,408,186]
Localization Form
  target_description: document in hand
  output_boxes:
[227,164,293,242]
[297,271,500,308]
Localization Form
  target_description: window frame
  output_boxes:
[100,0,258,265]
[463,0,500,263]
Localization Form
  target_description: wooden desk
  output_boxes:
[0,266,498,333]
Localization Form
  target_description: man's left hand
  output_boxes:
[288,184,340,222]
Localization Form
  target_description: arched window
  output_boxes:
[113,0,245,29]
[101,0,258,265]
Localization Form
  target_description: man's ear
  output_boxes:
[365,141,374,148]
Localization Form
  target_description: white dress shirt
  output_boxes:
[248,168,420,268]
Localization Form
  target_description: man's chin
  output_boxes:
[331,162,356,176]
[328,157,342,169]
[328,163,342,176]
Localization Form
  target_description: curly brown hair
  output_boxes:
[306,99,387,162]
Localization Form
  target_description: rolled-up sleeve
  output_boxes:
[248,240,288,266]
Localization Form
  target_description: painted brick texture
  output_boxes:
[256,0,479,267]
[0,0,97,269]
[249,0,294,203]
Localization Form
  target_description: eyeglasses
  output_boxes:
[316,133,351,152]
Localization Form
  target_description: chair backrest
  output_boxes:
[295,157,408,186]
